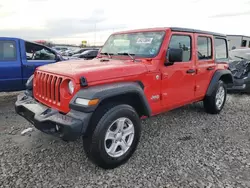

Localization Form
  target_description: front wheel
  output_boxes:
[83,104,141,169]
[203,80,227,114]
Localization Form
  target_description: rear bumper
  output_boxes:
[227,77,250,92]
[15,93,92,141]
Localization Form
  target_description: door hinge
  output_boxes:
[161,73,168,79]
[194,85,200,91]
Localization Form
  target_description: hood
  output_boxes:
[38,58,148,83]
[228,59,250,79]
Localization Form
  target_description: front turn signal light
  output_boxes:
[75,98,99,106]
[88,99,99,106]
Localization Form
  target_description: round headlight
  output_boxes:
[68,80,74,94]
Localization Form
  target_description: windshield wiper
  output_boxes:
[100,52,113,58]
[117,52,135,61]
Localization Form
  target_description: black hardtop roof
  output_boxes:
[170,27,226,37]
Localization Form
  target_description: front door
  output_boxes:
[0,39,23,91]
[194,34,216,98]
[161,33,196,110]
[21,41,57,84]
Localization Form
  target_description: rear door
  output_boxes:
[194,34,216,98]
[0,38,23,91]
[20,41,57,84]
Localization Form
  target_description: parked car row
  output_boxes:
[51,46,70,55]
[52,46,100,57]
[71,49,99,59]
[70,47,100,56]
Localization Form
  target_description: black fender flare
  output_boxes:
[206,69,233,96]
[69,82,151,116]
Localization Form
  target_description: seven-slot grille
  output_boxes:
[34,71,63,105]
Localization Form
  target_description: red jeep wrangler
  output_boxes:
[15,27,233,169]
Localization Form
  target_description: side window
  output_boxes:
[215,38,228,60]
[93,51,98,56]
[197,36,212,60]
[0,41,17,61]
[241,40,247,47]
[168,35,191,62]
[87,51,92,56]
[90,51,98,56]
[25,42,56,61]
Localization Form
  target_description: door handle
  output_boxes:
[207,66,215,71]
[186,69,196,74]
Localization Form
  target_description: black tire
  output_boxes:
[83,103,141,169]
[203,80,227,114]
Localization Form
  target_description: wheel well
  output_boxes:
[97,93,148,117]
[220,74,233,84]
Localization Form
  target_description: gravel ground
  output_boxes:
[0,92,250,188]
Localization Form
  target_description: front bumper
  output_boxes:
[15,93,92,141]
[227,76,250,92]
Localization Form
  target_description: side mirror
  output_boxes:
[165,48,183,66]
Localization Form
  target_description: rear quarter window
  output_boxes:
[214,38,228,60]
[0,41,17,61]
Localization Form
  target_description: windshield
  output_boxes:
[73,48,83,53]
[100,31,165,58]
[229,49,250,61]
[81,50,91,55]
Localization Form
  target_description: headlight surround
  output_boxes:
[68,80,74,94]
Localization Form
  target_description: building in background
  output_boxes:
[227,35,250,50]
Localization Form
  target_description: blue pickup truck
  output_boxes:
[0,37,65,92]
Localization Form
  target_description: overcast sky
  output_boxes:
[1,0,250,45]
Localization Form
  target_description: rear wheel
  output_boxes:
[83,104,141,169]
[203,80,227,114]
